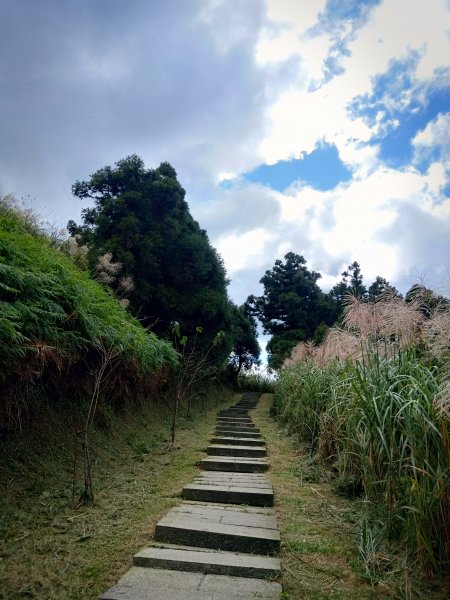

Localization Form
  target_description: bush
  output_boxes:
[237,371,276,393]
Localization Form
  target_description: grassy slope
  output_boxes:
[0,388,237,599]
[0,202,177,410]
[252,394,448,600]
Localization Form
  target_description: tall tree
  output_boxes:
[367,276,401,301]
[228,304,260,381]
[341,261,367,298]
[68,155,232,358]
[248,252,334,368]
[328,260,368,320]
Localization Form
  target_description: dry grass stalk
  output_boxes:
[283,340,317,367]
[424,305,450,361]
[97,252,122,274]
[283,289,450,369]
[318,327,361,365]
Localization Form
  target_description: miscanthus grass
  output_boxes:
[274,291,450,586]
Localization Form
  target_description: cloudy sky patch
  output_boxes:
[1,0,449,309]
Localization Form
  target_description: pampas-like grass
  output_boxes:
[276,289,450,582]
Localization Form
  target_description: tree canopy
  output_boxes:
[247,252,334,368]
[68,155,232,358]
[228,303,261,380]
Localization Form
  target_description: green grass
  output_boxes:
[237,371,276,393]
[0,197,178,428]
[273,349,450,592]
[252,394,449,600]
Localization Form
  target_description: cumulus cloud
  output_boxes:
[0,0,272,225]
[209,158,450,299]
[1,0,450,310]
[414,112,450,148]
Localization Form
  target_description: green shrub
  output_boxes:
[237,371,275,393]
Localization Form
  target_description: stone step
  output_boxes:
[194,471,269,483]
[188,476,273,490]
[214,430,262,438]
[211,436,265,446]
[207,444,267,458]
[200,457,268,473]
[215,426,260,433]
[182,482,273,506]
[216,417,255,427]
[99,567,282,599]
[218,416,250,420]
[133,543,281,579]
[154,503,280,554]
[218,414,250,419]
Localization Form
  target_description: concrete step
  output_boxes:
[154,502,280,554]
[182,480,273,506]
[207,444,267,458]
[99,567,282,599]
[211,436,265,446]
[214,430,262,438]
[216,420,254,424]
[215,426,260,434]
[133,543,281,579]
[194,471,269,481]
[200,457,268,473]
[217,415,250,420]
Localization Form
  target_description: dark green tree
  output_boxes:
[69,155,232,358]
[248,252,334,368]
[228,304,260,381]
[328,260,368,321]
[341,261,367,298]
[367,276,401,301]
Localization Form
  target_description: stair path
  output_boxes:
[99,392,282,599]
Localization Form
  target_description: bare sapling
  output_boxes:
[73,340,120,505]
[169,322,223,447]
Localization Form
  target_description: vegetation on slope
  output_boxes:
[0,196,178,428]
[273,291,450,592]
[0,383,234,599]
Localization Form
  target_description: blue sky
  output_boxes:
[1,0,450,321]
[243,143,352,191]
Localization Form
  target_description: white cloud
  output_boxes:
[209,157,450,299]
[413,112,450,148]
[344,0,450,93]
[216,228,274,275]
[257,0,450,179]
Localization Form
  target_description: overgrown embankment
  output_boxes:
[271,294,450,597]
[0,197,178,430]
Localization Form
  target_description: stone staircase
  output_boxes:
[99,392,282,599]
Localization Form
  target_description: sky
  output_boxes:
[1,0,450,316]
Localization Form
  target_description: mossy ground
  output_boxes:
[0,388,237,599]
